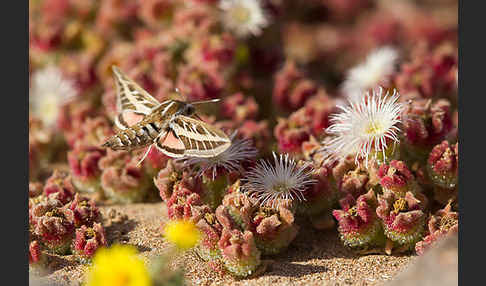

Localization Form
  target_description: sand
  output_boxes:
[34,202,418,286]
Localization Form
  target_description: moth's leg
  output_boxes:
[136,144,153,167]
[135,131,166,166]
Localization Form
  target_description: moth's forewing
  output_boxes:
[112,66,160,115]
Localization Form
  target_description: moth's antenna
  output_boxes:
[191,98,221,105]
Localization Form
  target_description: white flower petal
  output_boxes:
[321,87,403,166]
[29,65,77,128]
[219,0,269,38]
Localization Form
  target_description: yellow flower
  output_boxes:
[85,244,152,286]
[163,220,201,251]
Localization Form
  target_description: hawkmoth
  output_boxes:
[102,66,231,164]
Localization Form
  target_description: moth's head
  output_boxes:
[180,103,196,116]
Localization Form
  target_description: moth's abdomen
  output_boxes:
[102,126,153,151]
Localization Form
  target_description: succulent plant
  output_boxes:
[43,170,76,205]
[154,160,185,202]
[68,193,101,227]
[222,92,258,122]
[195,211,224,263]
[29,182,44,199]
[166,183,204,221]
[376,190,428,254]
[32,203,75,255]
[99,150,152,203]
[252,205,299,255]
[401,99,453,163]
[333,190,385,251]
[218,228,262,278]
[216,184,254,231]
[73,223,107,261]
[427,140,458,189]
[378,160,422,196]
[68,144,105,194]
[29,240,46,268]
[273,60,319,111]
[296,164,339,230]
[395,44,457,99]
[274,92,335,156]
[415,202,458,255]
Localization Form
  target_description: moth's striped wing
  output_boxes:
[156,115,231,158]
[112,66,160,130]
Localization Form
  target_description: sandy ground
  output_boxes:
[33,202,419,286]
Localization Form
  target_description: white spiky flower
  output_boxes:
[341,46,399,100]
[321,87,404,166]
[29,65,77,128]
[242,152,316,209]
[180,134,258,179]
[219,0,269,38]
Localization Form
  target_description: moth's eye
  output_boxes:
[185,105,195,115]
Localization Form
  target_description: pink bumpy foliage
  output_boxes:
[32,201,75,254]
[167,183,203,220]
[73,223,107,258]
[395,43,457,98]
[274,92,335,155]
[273,60,319,110]
[427,140,458,189]
[252,205,299,255]
[222,93,258,122]
[415,202,458,255]
[43,170,76,205]
[332,190,384,250]
[153,160,184,202]
[99,150,151,203]
[297,164,337,217]
[401,98,453,157]
[376,190,428,250]
[68,144,106,192]
[217,229,261,277]
[177,62,224,101]
[30,171,106,258]
[65,116,113,148]
[378,160,419,195]
[68,193,101,227]
[29,240,45,265]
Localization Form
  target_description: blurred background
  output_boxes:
[29,0,458,180]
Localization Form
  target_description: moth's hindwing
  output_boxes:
[156,115,231,158]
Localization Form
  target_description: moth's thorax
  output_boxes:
[149,100,195,120]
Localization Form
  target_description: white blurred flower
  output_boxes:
[242,152,316,209]
[321,87,403,166]
[30,65,77,128]
[341,46,399,100]
[219,0,269,38]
